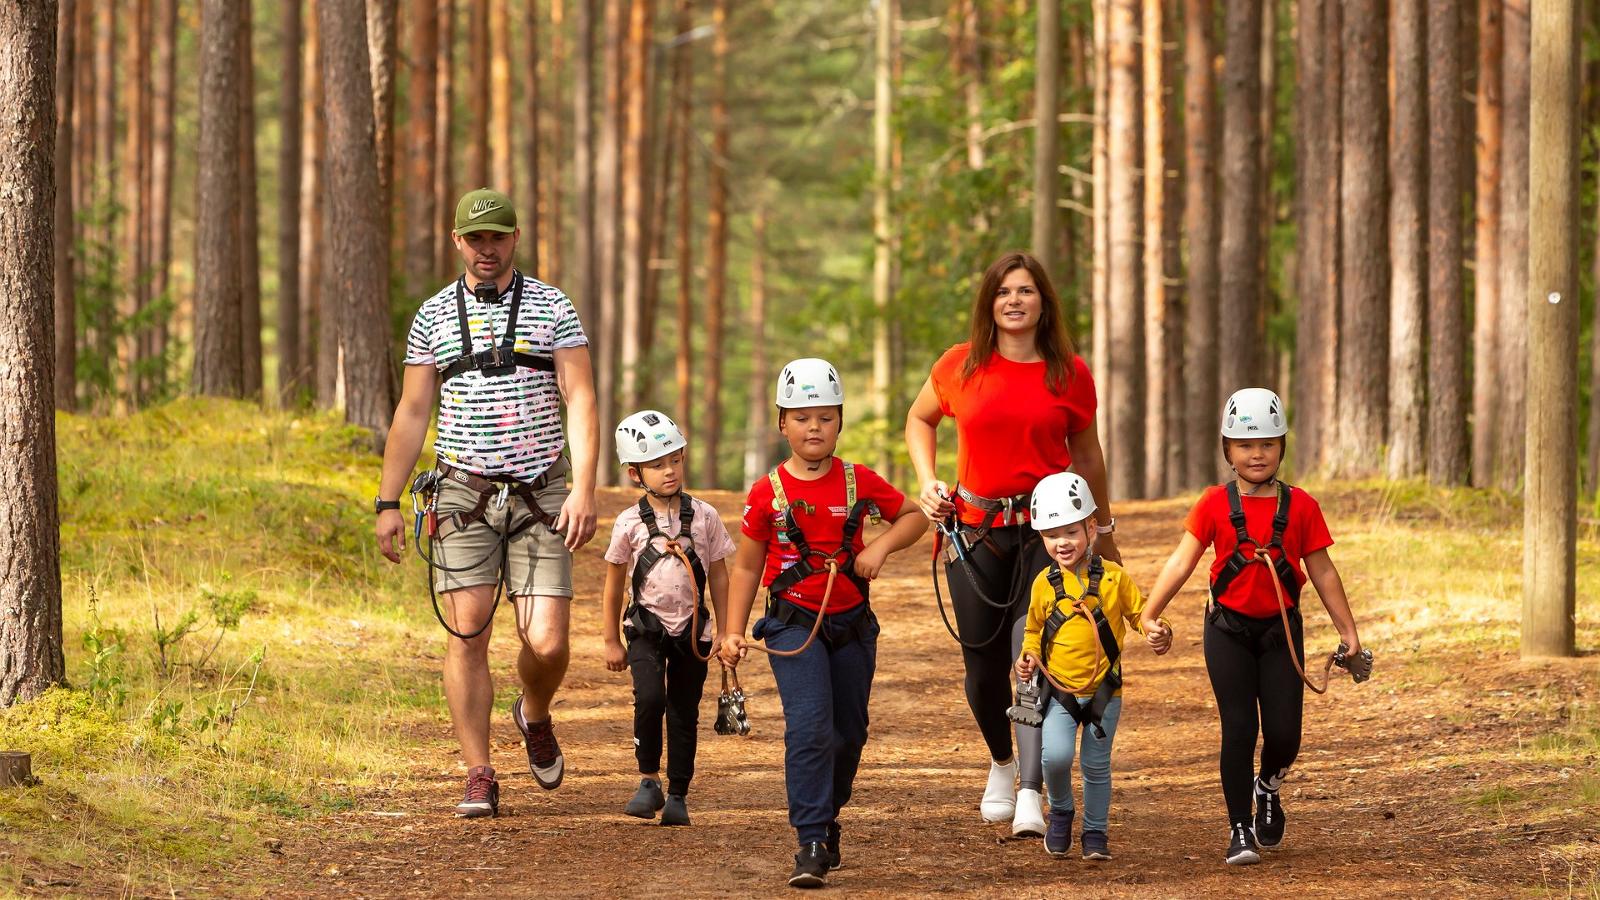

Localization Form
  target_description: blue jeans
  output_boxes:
[755,602,879,846]
[1039,694,1122,832]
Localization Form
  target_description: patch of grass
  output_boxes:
[1470,784,1528,809]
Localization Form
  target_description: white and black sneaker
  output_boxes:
[1254,786,1285,848]
[1225,823,1261,866]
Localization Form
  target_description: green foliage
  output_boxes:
[72,195,180,410]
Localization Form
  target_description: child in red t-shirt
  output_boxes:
[719,358,927,889]
[1140,388,1365,867]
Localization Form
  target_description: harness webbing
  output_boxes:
[437,273,556,385]
[765,462,879,600]
[1209,481,1301,606]
[630,494,708,604]
[1037,556,1121,738]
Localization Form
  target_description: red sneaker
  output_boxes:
[512,694,565,789]
[455,765,499,818]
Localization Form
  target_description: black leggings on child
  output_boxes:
[627,630,710,797]
[1203,602,1304,825]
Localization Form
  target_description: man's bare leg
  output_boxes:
[514,595,571,722]
[441,586,498,768]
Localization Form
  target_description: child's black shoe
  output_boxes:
[825,822,841,870]
[1225,822,1261,866]
[660,793,690,826]
[1080,829,1112,860]
[625,778,665,819]
[1253,786,1284,848]
[788,842,829,888]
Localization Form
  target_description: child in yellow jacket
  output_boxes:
[1014,472,1170,861]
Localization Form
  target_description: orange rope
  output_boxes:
[740,559,839,659]
[1253,547,1337,695]
[664,541,718,663]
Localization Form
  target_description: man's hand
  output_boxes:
[555,489,597,551]
[376,509,407,563]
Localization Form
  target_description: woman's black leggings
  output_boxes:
[1203,603,1305,825]
[946,523,1048,787]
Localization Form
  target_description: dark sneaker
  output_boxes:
[454,765,499,818]
[513,695,565,789]
[625,778,665,819]
[660,794,690,826]
[1081,829,1112,861]
[825,822,842,870]
[788,842,829,888]
[1225,823,1261,866]
[1044,809,1075,858]
[1254,787,1285,848]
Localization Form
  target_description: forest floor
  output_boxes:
[3,403,1599,898]
[233,489,1600,900]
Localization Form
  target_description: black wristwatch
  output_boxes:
[374,496,401,514]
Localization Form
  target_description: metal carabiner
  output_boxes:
[493,483,510,510]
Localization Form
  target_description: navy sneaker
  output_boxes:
[1254,787,1285,848]
[625,777,665,819]
[1225,822,1261,866]
[1044,809,1075,858]
[1081,829,1112,861]
[825,822,842,870]
[789,842,829,888]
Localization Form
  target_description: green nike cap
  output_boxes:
[453,188,518,235]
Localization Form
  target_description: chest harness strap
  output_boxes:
[764,462,880,602]
[437,272,556,385]
[1037,556,1121,739]
[1209,480,1300,607]
[623,495,714,661]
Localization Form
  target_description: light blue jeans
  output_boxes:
[1039,694,1122,832]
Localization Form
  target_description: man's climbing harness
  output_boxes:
[437,274,556,385]
[1217,481,1374,694]
[931,485,1036,650]
[407,463,563,640]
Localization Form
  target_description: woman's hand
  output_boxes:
[603,639,627,672]
[1336,631,1362,662]
[1142,617,1172,655]
[918,480,955,521]
[1015,653,1038,681]
[1094,532,1122,565]
[718,634,747,668]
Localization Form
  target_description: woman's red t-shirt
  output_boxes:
[740,459,906,613]
[930,343,1097,525]
[1183,484,1335,617]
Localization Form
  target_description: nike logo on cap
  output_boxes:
[467,200,502,219]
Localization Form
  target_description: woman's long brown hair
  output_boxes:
[961,251,1078,393]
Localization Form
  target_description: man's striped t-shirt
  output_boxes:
[404,271,588,482]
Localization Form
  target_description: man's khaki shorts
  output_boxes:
[430,460,573,598]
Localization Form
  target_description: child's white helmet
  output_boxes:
[615,409,688,464]
[1029,471,1098,531]
[775,358,845,409]
[1220,388,1287,439]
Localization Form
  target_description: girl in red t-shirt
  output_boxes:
[1140,388,1365,867]
[905,251,1120,839]
[720,358,927,888]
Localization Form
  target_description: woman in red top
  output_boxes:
[905,251,1120,836]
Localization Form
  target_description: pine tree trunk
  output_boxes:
[1092,0,1109,435]
[959,0,987,232]
[526,0,545,278]
[1335,0,1388,477]
[0,0,63,707]
[595,0,626,487]
[305,1,337,407]
[321,0,395,449]
[434,0,454,277]
[124,0,150,406]
[743,203,769,484]
[1217,0,1262,394]
[573,0,597,336]
[1587,211,1600,495]
[670,0,692,435]
[1107,0,1144,500]
[193,0,244,397]
[278,0,304,404]
[238,4,263,400]
[402,0,436,308]
[702,0,728,488]
[620,0,653,412]
[1521,0,1577,656]
[1031,0,1059,278]
[1293,0,1339,476]
[1142,0,1178,497]
[72,0,91,257]
[489,0,513,192]
[91,2,114,381]
[1182,0,1220,488]
[1426,0,1467,484]
[873,0,896,475]
[1495,0,1529,492]
[642,19,671,379]
[1472,0,1502,487]
[468,0,490,188]
[148,0,176,398]
[547,0,564,285]
[367,0,398,291]
[1386,0,1426,478]
[52,0,76,411]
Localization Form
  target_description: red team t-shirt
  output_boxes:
[741,460,907,613]
[1184,484,1335,618]
[930,344,1098,525]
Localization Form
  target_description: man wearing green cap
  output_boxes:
[375,188,599,818]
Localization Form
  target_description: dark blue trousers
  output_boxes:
[754,602,879,846]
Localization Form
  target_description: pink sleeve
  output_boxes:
[602,514,635,566]
[696,500,739,563]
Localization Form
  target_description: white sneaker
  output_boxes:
[1011,787,1046,837]
[980,758,1018,823]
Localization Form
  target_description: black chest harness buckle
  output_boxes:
[436,273,556,385]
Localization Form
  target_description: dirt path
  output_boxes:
[260,490,1596,898]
